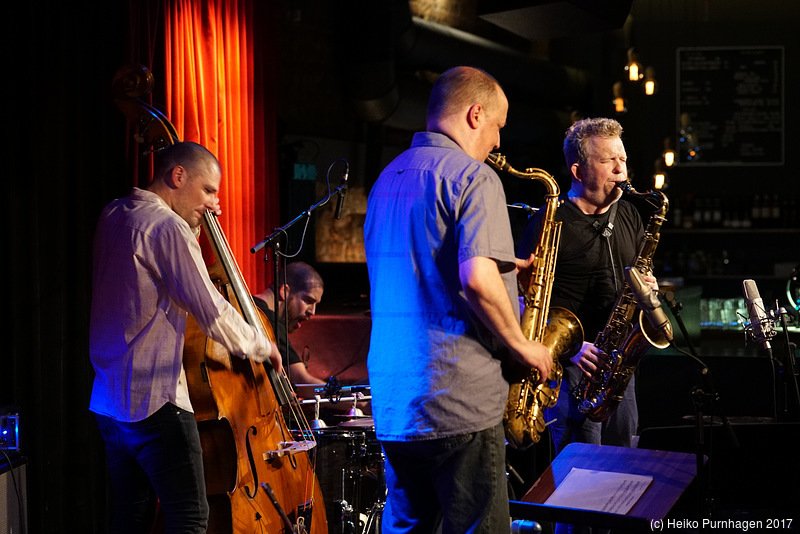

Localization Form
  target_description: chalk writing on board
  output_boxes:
[677,47,783,166]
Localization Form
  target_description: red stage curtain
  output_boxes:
[163,0,278,291]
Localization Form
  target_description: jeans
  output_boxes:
[95,403,209,534]
[380,422,509,534]
[546,365,638,454]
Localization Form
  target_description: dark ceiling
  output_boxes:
[477,0,633,40]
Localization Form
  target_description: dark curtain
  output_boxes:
[6,1,277,532]
[8,2,130,531]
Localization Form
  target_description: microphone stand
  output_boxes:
[250,174,347,388]
[664,291,739,521]
[773,306,800,421]
[250,180,346,255]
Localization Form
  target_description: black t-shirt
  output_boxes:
[252,296,302,367]
[517,197,644,342]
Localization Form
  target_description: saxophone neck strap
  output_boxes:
[591,201,618,238]
[562,194,618,238]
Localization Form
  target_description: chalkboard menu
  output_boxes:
[677,46,784,166]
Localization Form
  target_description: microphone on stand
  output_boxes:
[625,266,673,343]
[742,279,776,354]
[507,203,538,216]
[334,169,348,220]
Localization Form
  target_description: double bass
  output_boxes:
[113,64,328,534]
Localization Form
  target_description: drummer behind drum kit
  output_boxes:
[295,384,385,534]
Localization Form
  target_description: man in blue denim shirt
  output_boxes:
[364,66,551,533]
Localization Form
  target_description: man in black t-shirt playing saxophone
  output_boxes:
[518,118,660,460]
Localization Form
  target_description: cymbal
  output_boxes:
[339,417,374,428]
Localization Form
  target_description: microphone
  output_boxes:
[334,169,348,220]
[507,203,539,215]
[742,279,775,351]
[624,266,673,343]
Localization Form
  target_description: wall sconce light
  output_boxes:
[663,137,675,167]
[643,67,657,95]
[612,81,626,113]
[626,48,642,81]
[653,159,668,190]
[653,171,668,190]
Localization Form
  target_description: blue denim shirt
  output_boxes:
[364,132,518,441]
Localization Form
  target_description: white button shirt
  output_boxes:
[89,187,268,422]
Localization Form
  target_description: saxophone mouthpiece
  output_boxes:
[616,180,634,194]
[486,152,507,170]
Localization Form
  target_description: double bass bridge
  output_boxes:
[264,440,317,462]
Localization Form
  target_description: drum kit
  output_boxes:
[295,384,385,534]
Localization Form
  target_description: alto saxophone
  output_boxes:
[573,182,673,422]
[487,153,583,450]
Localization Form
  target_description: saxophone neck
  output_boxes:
[486,153,560,196]
[617,181,669,216]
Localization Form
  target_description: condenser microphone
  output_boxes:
[742,279,775,351]
[334,170,348,220]
[625,266,673,343]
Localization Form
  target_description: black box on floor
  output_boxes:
[1,453,28,534]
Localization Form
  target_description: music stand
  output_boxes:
[509,443,701,531]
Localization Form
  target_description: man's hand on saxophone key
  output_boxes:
[571,342,610,379]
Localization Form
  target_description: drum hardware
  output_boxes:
[360,500,384,534]
[311,426,385,534]
[297,384,372,407]
[347,391,366,418]
[335,498,356,534]
[315,384,370,395]
[299,396,373,406]
[298,383,383,532]
[310,395,328,429]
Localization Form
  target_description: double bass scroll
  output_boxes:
[112,64,180,157]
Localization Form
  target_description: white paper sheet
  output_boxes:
[544,468,653,515]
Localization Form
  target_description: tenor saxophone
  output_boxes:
[573,182,673,422]
[487,153,583,450]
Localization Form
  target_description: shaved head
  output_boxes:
[153,142,220,184]
[427,66,503,128]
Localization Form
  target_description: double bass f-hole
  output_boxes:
[243,421,300,499]
[244,425,259,499]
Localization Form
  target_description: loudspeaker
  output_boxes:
[0,456,27,534]
[638,423,800,516]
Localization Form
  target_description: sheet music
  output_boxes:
[544,468,653,515]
